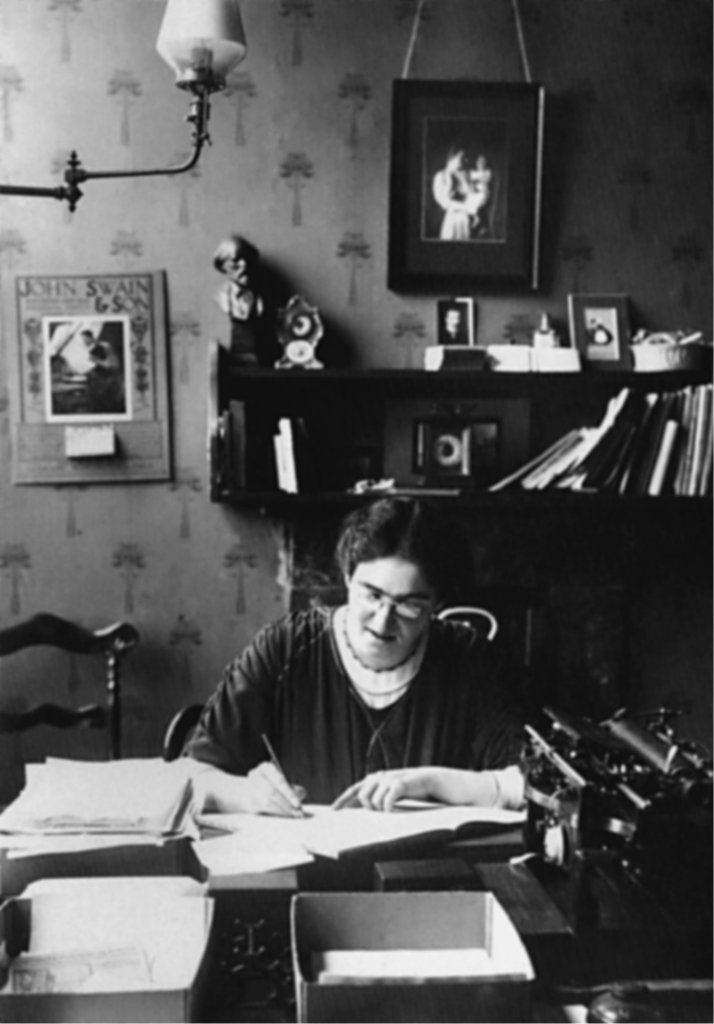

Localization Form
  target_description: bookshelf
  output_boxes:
[208,341,713,512]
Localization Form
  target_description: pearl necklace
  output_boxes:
[333,607,427,708]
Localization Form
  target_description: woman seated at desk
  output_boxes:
[188,497,525,816]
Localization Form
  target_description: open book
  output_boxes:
[196,802,524,866]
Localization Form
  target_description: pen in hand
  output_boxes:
[261,733,307,817]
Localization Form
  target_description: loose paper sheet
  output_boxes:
[197,802,525,861]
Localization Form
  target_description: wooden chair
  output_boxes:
[163,703,204,762]
[437,605,499,640]
[0,613,139,760]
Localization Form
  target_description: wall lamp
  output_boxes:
[0,0,246,212]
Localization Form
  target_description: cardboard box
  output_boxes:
[291,891,534,1023]
[0,836,202,898]
[0,878,215,1023]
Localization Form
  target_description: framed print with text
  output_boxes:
[388,80,545,293]
[13,271,171,484]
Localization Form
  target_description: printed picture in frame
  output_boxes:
[13,271,172,484]
[568,293,632,370]
[388,80,545,293]
[44,315,133,422]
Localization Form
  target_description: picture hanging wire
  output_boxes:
[401,0,427,79]
[511,0,533,84]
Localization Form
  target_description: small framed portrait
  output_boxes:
[437,297,476,346]
[567,294,632,369]
[388,80,545,293]
[44,316,133,422]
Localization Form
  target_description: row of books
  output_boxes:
[491,383,713,496]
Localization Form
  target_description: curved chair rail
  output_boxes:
[437,606,499,641]
[0,614,139,657]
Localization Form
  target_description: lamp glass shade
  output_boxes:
[156,0,247,85]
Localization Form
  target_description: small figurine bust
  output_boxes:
[274,295,324,369]
[214,234,264,365]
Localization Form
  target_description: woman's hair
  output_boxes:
[335,497,474,604]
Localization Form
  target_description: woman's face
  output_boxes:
[345,556,437,670]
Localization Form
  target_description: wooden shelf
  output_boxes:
[208,342,713,508]
[219,365,708,400]
[213,486,712,517]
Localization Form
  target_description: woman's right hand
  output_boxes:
[191,761,306,817]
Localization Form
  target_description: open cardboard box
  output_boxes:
[0,877,215,1023]
[0,836,202,898]
[291,891,534,1023]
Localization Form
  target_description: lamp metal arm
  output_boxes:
[0,86,212,212]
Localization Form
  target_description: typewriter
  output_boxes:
[523,705,713,936]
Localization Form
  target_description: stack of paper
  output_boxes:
[0,758,195,836]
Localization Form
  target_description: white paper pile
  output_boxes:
[0,758,195,836]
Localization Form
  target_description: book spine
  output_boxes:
[678,386,701,495]
[617,393,658,494]
[672,387,693,494]
[273,420,297,494]
[647,419,679,495]
[488,429,581,492]
[687,384,711,496]
[632,393,672,494]
[276,418,298,494]
[697,385,714,496]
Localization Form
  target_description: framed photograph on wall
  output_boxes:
[568,294,632,370]
[388,80,545,293]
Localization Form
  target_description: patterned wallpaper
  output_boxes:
[0,0,711,799]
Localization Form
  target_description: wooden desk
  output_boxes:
[191,828,713,1023]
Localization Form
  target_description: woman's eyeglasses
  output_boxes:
[352,581,431,621]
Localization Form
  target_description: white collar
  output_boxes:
[332,606,427,710]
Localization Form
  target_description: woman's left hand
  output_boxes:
[331,765,523,812]
[332,767,436,812]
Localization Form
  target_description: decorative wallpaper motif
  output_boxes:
[337,232,371,306]
[170,312,201,385]
[392,312,427,368]
[280,0,315,68]
[280,153,314,227]
[223,542,258,616]
[109,230,143,268]
[672,233,705,309]
[49,0,83,64]
[225,73,257,147]
[339,73,372,155]
[0,65,22,142]
[0,0,711,799]
[169,614,203,697]
[108,70,142,148]
[0,544,30,615]
[170,471,203,541]
[112,543,146,615]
